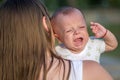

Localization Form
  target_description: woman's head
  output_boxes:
[0,0,54,80]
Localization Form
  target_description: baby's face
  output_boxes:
[56,10,89,53]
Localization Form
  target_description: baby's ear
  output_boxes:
[54,33,59,38]
[42,16,49,32]
[54,33,62,43]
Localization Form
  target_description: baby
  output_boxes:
[50,7,118,63]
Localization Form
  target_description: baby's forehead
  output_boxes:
[52,8,86,27]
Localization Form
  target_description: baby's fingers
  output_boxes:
[90,22,98,33]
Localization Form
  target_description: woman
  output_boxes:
[0,0,113,80]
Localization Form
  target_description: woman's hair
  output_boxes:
[0,0,70,80]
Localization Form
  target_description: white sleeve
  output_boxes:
[95,39,105,54]
[69,60,83,80]
[90,37,105,54]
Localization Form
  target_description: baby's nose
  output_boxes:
[74,29,80,35]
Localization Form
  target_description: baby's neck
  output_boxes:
[70,49,83,54]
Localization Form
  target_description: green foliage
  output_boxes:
[0,0,120,9]
[44,0,120,10]
[44,0,69,11]
[109,0,120,8]
[76,0,89,9]
[0,0,2,1]
[44,0,58,11]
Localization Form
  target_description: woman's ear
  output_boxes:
[42,16,49,32]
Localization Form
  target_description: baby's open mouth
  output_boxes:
[74,37,83,42]
[73,37,84,46]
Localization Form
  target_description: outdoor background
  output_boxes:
[0,0,120,80]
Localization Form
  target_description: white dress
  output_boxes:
[55,37,105,63]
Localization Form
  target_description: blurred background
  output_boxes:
[0,0,120,79]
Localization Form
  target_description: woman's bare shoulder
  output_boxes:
[83,60,113,80]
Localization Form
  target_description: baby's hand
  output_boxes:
[90,22,107,38]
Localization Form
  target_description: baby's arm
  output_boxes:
[90,22,118,52]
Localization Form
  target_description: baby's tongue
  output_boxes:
[74,38,83,46]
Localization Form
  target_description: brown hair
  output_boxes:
[0,0,70,80]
